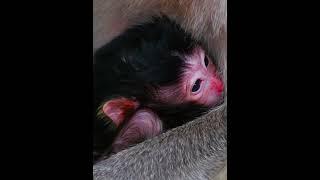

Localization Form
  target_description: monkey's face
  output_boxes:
[182,47,224,106]
[156,47,224,107]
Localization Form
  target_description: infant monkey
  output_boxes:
[93,16,224,159]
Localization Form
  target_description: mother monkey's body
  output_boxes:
[93,0,227,179]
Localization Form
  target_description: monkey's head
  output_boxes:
[153,46,223,107]
[94,16,224,129]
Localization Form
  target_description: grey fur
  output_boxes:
[93,105,227,180]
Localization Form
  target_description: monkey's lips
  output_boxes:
[210,77,224,94]
[200,79,223,107]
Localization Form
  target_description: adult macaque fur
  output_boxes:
[94,105,226,180]
[93,0,227,179]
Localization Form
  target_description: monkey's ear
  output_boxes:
[102,98,140,127]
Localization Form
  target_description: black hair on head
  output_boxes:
[93,16,215,155]
[94,15,197,106]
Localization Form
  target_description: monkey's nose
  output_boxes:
[211,78,224,93]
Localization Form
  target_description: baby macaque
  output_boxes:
[93,16,224,160]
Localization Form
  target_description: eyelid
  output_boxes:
[204,55,209,67]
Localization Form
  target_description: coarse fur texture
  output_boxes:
[93,0,227,179]
[94,105,226,180]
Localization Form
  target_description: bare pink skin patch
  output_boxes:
[102,98,140,127]
[110,108,162,153]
